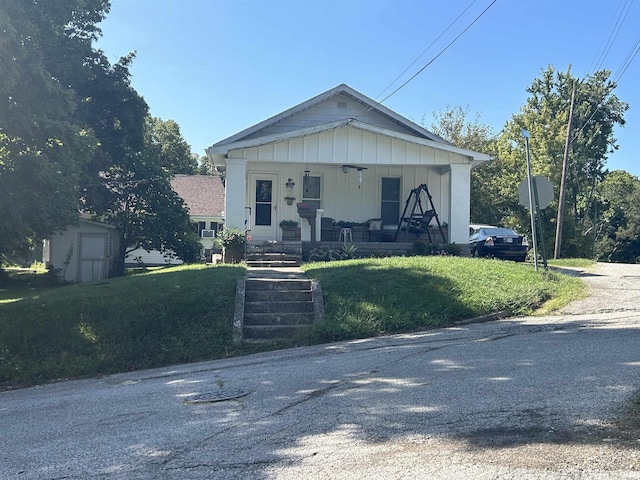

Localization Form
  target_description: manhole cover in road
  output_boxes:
[184,389,251,404]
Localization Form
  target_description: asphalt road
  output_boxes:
[1,263,639,479]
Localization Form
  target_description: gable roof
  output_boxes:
[171,175,224,217]
[208,83,448,150]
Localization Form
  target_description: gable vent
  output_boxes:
[337,101,348,109]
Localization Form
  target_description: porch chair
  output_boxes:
[321,217,335,241]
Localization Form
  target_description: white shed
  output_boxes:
[43,217,118,283]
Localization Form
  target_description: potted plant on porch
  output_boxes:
[214,227,247,263]
[279,220,300,240]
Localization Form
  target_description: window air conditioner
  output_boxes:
[201,229,215,238]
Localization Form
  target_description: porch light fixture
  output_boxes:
[285,178,296,205]
[285,178,295,196]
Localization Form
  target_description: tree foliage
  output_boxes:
[86,116,202,276]
[594,170,640,263]
[0,0,202,273]
[429,106,504,225]
[478,66,627,258]
[431,66,631,262]
[144,117,199,175]
[0,0,107,261]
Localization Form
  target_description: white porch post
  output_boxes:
[224,158,248,231]
[448,163,472,246]
[315,209,324,242]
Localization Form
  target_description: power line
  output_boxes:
[612,34,640,82]
[573,32,640,142]
[360,0,497,115]
[374,0,479,100]
[373,0,498,107]
[590,0,633,73]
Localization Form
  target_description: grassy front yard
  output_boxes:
[0,257,586,390]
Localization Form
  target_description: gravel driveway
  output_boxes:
[0,262,639,479]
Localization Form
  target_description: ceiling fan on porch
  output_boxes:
[338,164,368,173]
[332,164,368,188]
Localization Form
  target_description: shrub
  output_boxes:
[214,227,247,250]
[279,220,298,227]
[339,243,358,259]
[308,246,341,262]
[308,243,359,262]
[410,240,460,257]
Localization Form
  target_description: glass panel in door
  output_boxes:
[255,179,272,226]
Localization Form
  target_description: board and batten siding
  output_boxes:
[241,93,421,141]
[227,125,467,167]
[244,161,450,228]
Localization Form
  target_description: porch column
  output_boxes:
[315,209,323,242]
[448,163,472,246]
[224,158,248,231]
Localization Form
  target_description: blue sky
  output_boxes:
[96,0,639,176]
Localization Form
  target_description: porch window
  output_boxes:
[302,175,321,201]
[381,177,400,225]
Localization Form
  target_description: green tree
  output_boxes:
[196,155,213,175]
[83,115,203,276]
[144,117,199,174]
[429,106,503,225]
[0,1,202,274]
[595,170,640,263]
[0,0,107,263]
[495,66,627,257]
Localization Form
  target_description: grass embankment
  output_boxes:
[0,257,585,389]
[0,265,246,389]
[303,256,586,340]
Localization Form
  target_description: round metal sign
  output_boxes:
[518,176,554,210]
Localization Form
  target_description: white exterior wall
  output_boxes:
[125,248,183,266]
[224,158,248,231]
[448,164,472,245]
[221,125,476,243]
[222,125,467,240]
[229,125,462,167]
[237,161,451,242]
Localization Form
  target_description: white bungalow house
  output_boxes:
[206,84,490,248]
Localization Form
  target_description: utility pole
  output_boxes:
[554,82,576,259]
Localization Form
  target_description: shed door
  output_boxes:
[79,234,107,282]
[249,173,278,240]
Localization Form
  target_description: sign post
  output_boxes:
[518,144,555,271]
[521,130,538,271]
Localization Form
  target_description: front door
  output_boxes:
[249,173,278,240]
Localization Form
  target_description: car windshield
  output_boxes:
[482,228,518,236]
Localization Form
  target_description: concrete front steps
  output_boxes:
[245,241,302,268]
[233,269,324,342]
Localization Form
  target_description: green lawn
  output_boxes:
[0,257,585,389]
